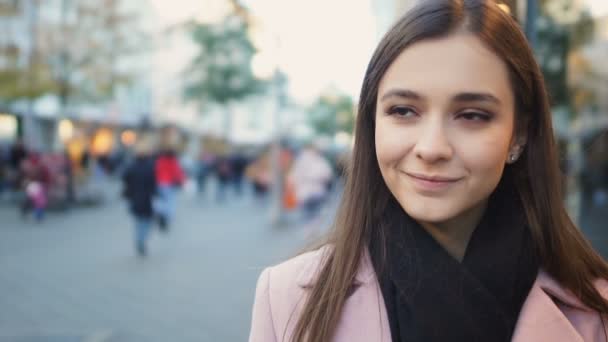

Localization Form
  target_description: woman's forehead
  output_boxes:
[377,33,514,107]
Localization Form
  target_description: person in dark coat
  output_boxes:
[214,154,233,202]
[230,149,249,196]
[122,139,157,257]
[9,138,27,171]
[9,138,27,193]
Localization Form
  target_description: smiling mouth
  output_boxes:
[401,171,463,193]
[404,172,463,183]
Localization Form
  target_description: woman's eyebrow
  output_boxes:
[379,89,501,106]
[452,92,501,105]
[379,89,424,102]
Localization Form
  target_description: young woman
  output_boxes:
[249,1,608,341]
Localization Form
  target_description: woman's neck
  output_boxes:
[419,200,488,262]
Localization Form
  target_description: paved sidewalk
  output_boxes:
[0,185,336,342]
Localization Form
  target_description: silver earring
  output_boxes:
[509,154,518,163]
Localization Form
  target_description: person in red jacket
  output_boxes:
[155,149,185,230]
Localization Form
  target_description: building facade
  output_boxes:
[0,0,155,150]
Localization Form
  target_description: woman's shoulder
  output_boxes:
[250,246,332,341]
[263,245,332,291]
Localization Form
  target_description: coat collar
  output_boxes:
[295,246,605,310]
[535,270,589,310]
[296,245,376,288]
[512,270,608,341]
[293,246,607,341]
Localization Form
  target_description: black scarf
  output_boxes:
[370,188,539,342]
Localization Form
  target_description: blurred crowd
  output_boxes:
[0,133,350,253]
[120,136,349,256]
[0,138,125,221]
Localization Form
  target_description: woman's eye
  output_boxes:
[458,112,492,122]
[387,106,417,117]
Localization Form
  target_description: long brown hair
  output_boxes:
[292,1,608,341]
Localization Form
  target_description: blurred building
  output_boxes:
[149,0,306,146]
[0,0,155,152]
[578,14,608,116]
[0,1,41,72]
[0,0,58,146]
[149,21,200,132]
[567,13,608,144]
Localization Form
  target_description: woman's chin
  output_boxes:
[398,196,466,225]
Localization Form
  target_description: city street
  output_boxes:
[1,0,608,341]
[0,183,336,342]
[0,181,606,342]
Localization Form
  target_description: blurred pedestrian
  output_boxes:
[20,152,50,221]
[0,146,8,197]
[9,138,27,171]
[214,154,232,202]
[25,181,47,221]
[230,148,249,197]
[589,132,608,208]
[63,150,75,205]
[245,149,271,204]
[8,138,27,198]
[196,149,216,197]
[155,147,185,230]
[249,2,608,342]
[122,139,157,257]
[80,148,90,172]
[289,144,333,222]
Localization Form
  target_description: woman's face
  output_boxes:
[375,33,521,227]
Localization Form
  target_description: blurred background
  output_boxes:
[0,0,606,341]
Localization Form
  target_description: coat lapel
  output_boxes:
[512,270,608,342]
[512,278,584,341]
[295,248,602,342]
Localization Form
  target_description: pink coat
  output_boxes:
[250,246,608,342]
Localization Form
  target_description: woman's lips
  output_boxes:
[404,171,463,192]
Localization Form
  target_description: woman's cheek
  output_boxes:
[376,122,412,165]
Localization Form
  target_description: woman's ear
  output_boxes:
[507,131,528,164]
[513,135,527,151]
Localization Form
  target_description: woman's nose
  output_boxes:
[413,118,454,163]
